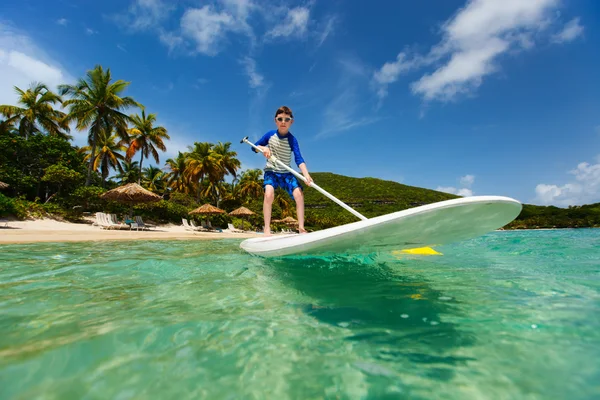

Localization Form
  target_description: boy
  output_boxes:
[254,106,313,235]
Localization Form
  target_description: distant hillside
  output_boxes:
[301,173,600,229]
[509,202,600,229]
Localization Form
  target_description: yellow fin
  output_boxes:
[397,247,442,256]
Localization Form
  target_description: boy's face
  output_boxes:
[275,113,293,134]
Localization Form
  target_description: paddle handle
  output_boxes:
[241,136,368,221]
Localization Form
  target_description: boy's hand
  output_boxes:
[304,173,313,186]
[260,146,271,158]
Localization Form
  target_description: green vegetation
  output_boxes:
[1,65,598,231]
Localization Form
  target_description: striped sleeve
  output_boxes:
[289,135,305,166]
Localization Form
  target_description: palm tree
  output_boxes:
[199,179,228,206]
[0,118,18,136]
[126,110,170,184]
[0,83,70,139]
[213,141,241,181]
[79,130,127,187]
[237,169,264,201]
[164,151,191,194]
[274,189,294,217]
[59,65,140,186]
[185,142,223,201]
[142,166,165,193]
[115,160,140,184]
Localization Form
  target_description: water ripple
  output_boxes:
[1,231,599,399]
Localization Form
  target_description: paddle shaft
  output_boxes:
[241,136,368,221]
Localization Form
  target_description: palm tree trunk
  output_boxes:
[138,152,144,185]
[86,142,96,186]
[86,127,99,186]
[196,175,204,202]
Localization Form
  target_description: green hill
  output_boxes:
[301,173,600,230]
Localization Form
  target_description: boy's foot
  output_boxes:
[298,228,308,234]
[264,229,271,236]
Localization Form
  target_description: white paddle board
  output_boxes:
[240,196,522,258]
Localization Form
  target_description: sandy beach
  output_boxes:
[0,218,262,244]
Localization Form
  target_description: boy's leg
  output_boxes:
[292,187,307,233]
[263,185,275,235]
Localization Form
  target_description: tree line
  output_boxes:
[0,65,298,227]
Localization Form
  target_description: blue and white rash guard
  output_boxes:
[253,130,305,173]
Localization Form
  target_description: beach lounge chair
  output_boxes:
[95,212,114,229]
[0,218,9,227]
[228,223,243,233]
[134,216,154,231]
[190,220,207,231]
[109,214,128,230]
[182,218,201,231]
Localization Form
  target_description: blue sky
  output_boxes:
[1,0,599,206]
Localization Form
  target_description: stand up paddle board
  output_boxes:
[238,136,522,258]
[240,196,522,258]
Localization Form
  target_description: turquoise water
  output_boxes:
[1,229,599,399]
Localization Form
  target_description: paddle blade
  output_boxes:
[395,247,442,256]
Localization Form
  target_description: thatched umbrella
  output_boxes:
[280,216,298,226]
[189,203,226,215]
[0,181,9,190]
[229,206,255,231]
[189,203,226,228]
[100,183,162,215]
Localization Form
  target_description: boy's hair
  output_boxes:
[275,106,294,118]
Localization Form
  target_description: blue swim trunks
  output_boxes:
[263,171,302,198]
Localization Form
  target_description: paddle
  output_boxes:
[241,136,368,221]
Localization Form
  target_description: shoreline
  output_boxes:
[1,218,597,245]
[0,218,263,245]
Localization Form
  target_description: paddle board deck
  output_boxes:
[239,196,522,258]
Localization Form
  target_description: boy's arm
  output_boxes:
[254,131,274,158]
[298,163,313,186]
[253,132,272,152]
[290,136,312,185]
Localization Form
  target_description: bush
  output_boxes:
[168,192,198,208]
[67,186,107,210]
[132,200,192,224]
[0,193,15,217]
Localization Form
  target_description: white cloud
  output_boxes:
[373,0,582,103]
[118,0,172,31]
[437,174,475,196]
[265,7,310,39]
[460,174,475,187]
[373,52,422,101]
[535,156,600,206]
[175,0,260,56]
[193,78,209,89]
[240,56,264,88]
[0,22,88,145]
[85,27,97,35]
[0,22,73,106]
[436,186,474,197]
[551,17,584,43]
[413,38,509,101]
[317,16,337,47]
[180,6,237,56]
[317,57,380,138]
[159,30,185,53]
[56,18,68,26]
[317,88,380,138]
